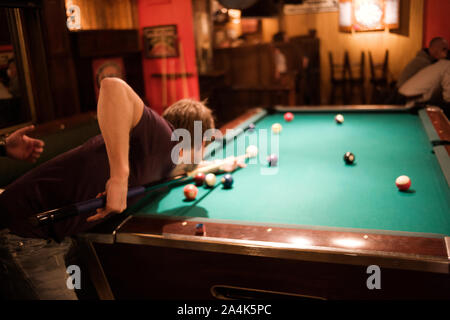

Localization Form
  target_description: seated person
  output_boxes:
[0,78,243,299]
[397,37,448,88]
[272,32,288,81]
[398,58,450,115]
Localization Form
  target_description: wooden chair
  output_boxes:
[346,51,366,104]
[329,51,349,104]
[369,50,389,103]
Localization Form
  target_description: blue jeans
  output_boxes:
[0,229,78,300]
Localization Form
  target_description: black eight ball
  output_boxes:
[344,152,355,164]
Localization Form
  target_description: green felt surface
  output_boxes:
[128,112,450,236]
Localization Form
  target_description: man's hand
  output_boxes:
[87,177,128,222]
[219,156,246,173]
[195,156,247,176]
[6,125,44,162]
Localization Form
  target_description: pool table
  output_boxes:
[77,105,450,300]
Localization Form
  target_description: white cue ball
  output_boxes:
[246,145,258,158]
[205,173,216,187]
[335,114,344,124]
[272,123,282,134]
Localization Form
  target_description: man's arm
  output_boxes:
[0,125,44,162]
[397,57,431,88]
[399,59,450,100]
[87,77,144,222]
[196,157,246,174]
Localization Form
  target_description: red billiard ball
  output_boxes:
[395,175,411,191]
[194,172,206,186]
[183,184,198,200]
[284,112,294,122]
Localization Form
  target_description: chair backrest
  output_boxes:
[359,51,365,80]
[328,51,335,79]
[368,50,389,80]
[382,50,389,78]
[329,51,346,81]
[345,51,365,81]
[369,51,375,79]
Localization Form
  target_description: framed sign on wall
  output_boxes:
[143,24,179,59]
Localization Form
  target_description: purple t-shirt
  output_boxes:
[0,106,176,240]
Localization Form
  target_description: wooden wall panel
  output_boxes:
[41,0,80,119]
[67,0,138,30]
[69,30,144,113]
[261,0,424,104]
[214,44,276,88]
[212,38,320,109]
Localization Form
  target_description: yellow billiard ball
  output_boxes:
[335,114,344,124]
[246,145,258,158]
[205,173,216,187]
[272,123,282,134]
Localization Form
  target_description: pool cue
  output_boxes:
[161,34,168,109]
[31,150,258,227]
[179,41,189,98]
[31,175,187,227]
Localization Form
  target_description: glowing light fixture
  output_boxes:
[338,0,353,32]
[339,0,400,32]
[384,0,400,29]
[353,0,384,31]
[228,9,241,24]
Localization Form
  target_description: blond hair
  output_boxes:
[162,99,215,147]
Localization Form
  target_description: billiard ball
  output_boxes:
[272,123,282,134]
[247,123,256,132]
[343,152,355,164]
[221,174,233,188]
[183,184,198,200]
[194,172,205,186]
[396,175,411,191]
[335,114,344,124]
[205,173,216,187]
[246,145,258,158]
[267,154,278,167]
[284,112,294,122]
